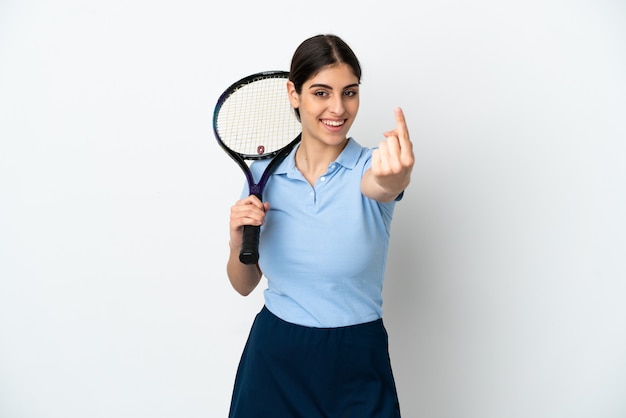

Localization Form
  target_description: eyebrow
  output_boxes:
[308,83,360,90]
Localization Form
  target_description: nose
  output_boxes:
[329,94,345,115]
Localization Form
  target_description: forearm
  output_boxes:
[360,169,410,202]
[226,242,263,296]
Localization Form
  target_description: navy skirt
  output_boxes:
[229,306,401,417]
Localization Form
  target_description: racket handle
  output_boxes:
[239,224,260,264]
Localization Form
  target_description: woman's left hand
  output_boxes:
[367,107,415,200]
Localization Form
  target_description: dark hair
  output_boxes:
[289,34,362,120]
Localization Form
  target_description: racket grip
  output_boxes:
[239,224,260,265]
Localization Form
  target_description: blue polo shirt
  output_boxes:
[245,138,398,328]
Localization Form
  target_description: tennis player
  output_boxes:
[226,34,414,417]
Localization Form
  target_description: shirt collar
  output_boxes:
[274,137,362,176]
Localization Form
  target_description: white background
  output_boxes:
[1,0,625,417]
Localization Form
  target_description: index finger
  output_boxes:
[239,194,265,209]
[394,107,411,147]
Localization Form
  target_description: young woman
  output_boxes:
[227,34,413,417]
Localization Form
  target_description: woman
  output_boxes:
[227,34,413,417]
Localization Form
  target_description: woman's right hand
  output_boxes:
[229,195,270,249]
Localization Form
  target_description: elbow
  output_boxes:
[226,262,262,296]
[233,285,254,297]
[229,275,261,297]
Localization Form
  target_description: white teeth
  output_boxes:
[323,120,344,127]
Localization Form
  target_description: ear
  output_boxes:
[286,80,300,109]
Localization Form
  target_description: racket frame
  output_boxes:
[212,70,301,264]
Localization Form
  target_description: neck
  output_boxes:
[296,138,348,186]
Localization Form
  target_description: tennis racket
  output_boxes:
[213,71,301,265]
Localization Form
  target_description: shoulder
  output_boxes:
[339,138,374,173]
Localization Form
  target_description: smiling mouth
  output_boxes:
[322,119,345,127]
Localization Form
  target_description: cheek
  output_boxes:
[298,100,320,118]
[350,99,360,113]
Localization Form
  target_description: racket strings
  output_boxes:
[216,77,300,157]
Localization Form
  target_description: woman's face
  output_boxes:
[288,63,360,147]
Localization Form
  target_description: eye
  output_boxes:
[343,90,358,97]
[314,90,328,97]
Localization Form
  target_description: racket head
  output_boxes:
[213,71,301,265]
[212,70,301,161]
